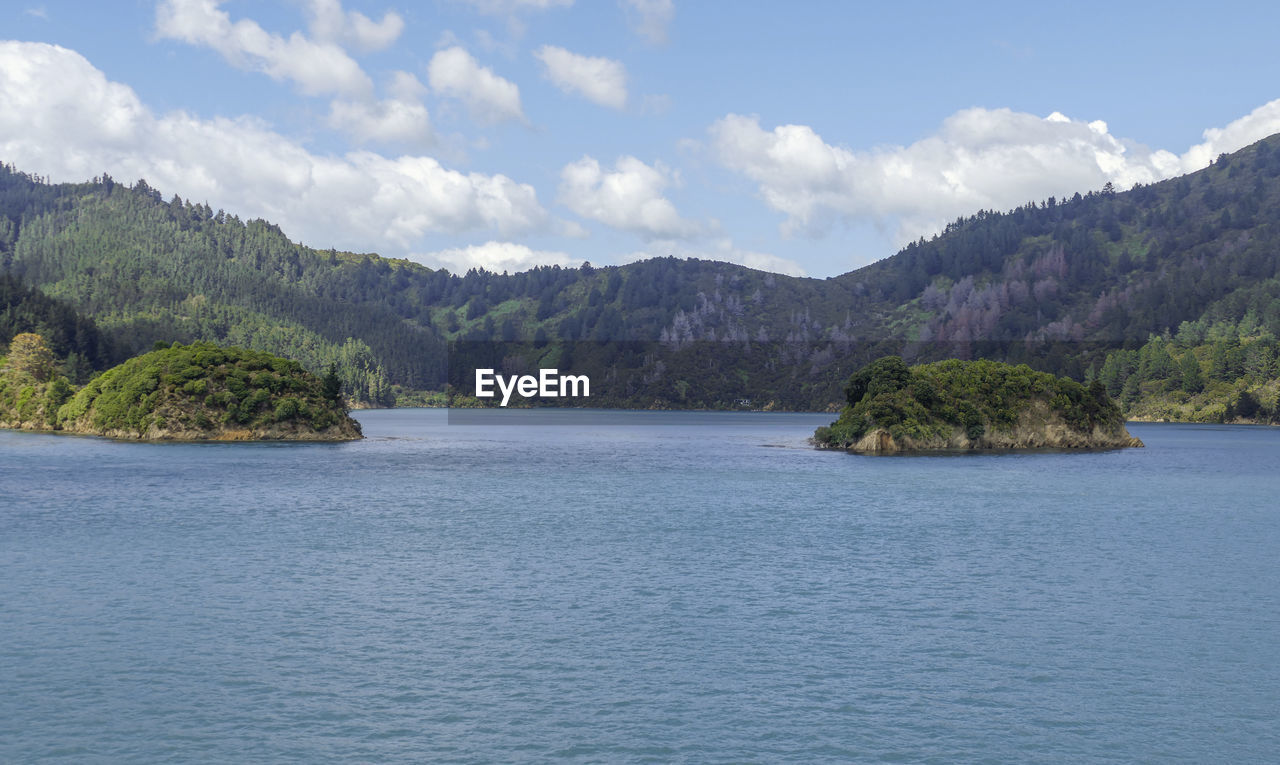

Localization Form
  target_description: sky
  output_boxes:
[3,1,1280,278]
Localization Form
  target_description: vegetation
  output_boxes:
[1,335,359,440]
[0,333,75,428]
[815,357,1129,451]
[4,132,1280,414]
[1089,317,1280,423]
[1,273,120,381]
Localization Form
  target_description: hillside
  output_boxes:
[851,136,1280,360]
[1,272,121,380]
[0,164,870,405]
[814,357,1141,454]
[2,133,1280,412]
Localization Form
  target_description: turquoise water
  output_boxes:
[2,411,1278,762]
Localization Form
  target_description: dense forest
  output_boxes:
[3,132,1280,412]
[0,273,120,381]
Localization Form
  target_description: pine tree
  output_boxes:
[321,364,343,403]
[1180,352,1205,394]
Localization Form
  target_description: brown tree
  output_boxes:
[6,332,56,381]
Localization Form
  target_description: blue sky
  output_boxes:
[4,1,1280,277]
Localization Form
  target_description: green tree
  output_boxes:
[1138,336,1177,380]
[1121,373,1141,407]
[1180,352,1205,393]
[321,363,343,403]
[1233,390,1260,420]
[1209,341,1233,381]
[844,356,911,405]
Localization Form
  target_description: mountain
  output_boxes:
[3,133,1280,410]
[852,135,1280,354]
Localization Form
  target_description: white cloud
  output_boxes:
[534,45,627,110]
[427,46,525,125]
[559,155,699,239]
[0,42,546,254]
[306,0,404,53]
[327,71,432,147]
[414,240,576,272]
[709,104,1280,246]
[1182,99,1280,171]
[155,1,424,147]
[619,238,807,277]
[620,0,673,45]
[155,0,372,97]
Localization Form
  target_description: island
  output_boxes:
[1,335,361,441]
[814,356,1143,454]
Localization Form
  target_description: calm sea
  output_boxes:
[2,411,1278,763]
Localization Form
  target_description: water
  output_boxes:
[2,411,1278,763]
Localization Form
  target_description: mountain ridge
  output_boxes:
[2,132,1280,411]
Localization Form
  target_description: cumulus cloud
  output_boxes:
[559,155,699,239]
[620,0,673,45]
[327,71,432,147]
[415,240,576,272]
[534,45,627,110]
[0,42,546,254]
[156,1,426,147]
[709,104,1280,246]
[1181,99,1280,170]
[306,0,404,53]
[428,46,526,125]
[155,0,373,97]
[618,237,807,277]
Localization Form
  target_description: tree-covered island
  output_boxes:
[814,356,1143,454]
[1,335,361,441]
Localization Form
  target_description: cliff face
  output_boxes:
[815,357,1143,454]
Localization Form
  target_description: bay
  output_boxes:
[1,411,1278,762]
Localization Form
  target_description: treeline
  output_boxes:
[1090,315,1280,423]
[5,132,1280,413]
[0,161,867,402]
[0,272,120,381]
[855,136,1280,352]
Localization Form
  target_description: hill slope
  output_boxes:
[2,134,1280,411]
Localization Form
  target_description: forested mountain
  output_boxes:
[853,135,1280,351]
[0,272,120,381]
[3,132,1280,411]
[0,162,870,402]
